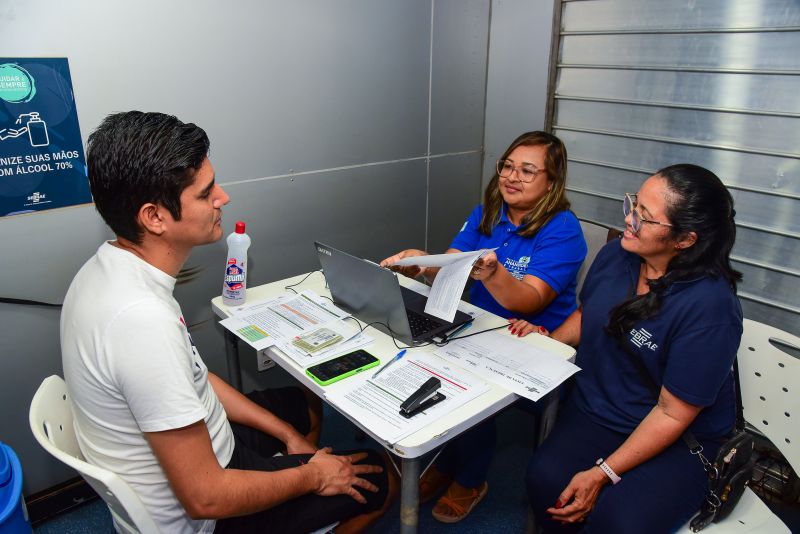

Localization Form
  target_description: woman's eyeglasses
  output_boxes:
[623,193,674,234]
[496,159,544,183]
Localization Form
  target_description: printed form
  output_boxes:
[219,290,372,367]
[390,249,495,322]
[434,331,579,402]
[325,351,490,445]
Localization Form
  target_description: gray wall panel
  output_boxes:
[482,0,556,186]
[1,0,433,180]
[0,205,111,302]
[427,153,484,254]
[0,303,75,492]
[430,0,490,154]
[0,0,492,497]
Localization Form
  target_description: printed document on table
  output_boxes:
[390,249,495,323]
[325,351,490,445]
[434,331,579,402]
[220,290,372,363]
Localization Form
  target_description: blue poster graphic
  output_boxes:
[0,58,91,216]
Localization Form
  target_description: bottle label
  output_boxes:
[224,260,245,291]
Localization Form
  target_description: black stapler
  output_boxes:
[399,377,446,418]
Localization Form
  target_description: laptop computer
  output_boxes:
[314,242,472,345]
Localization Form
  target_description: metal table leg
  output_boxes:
[224,329,242,391]
[400,456,421,534]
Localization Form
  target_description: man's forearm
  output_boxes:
[190,463,319,519]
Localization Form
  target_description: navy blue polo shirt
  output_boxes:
[450,205,587,331]
[574,239,743,439]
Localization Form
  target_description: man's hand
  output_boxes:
[380,249,429,280]
[307,448,383,503]
[545,467,608,524]
[285,432,317,455]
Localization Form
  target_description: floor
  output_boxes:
[34,405,800,533]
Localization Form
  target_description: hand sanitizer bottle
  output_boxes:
[222,221,251,306]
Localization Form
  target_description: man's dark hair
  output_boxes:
[86,111,210,243]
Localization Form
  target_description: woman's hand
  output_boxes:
[470,251,499,281]
[380,249,430,279]
[285,432,318,455]
[545,467,609,524]
[507,318,549,338]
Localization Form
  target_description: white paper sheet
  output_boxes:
[387,249,495,322]
[434,331,579,402]
[220,290,374,366]
[325,351,490,444]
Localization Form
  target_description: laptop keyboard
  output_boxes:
[406,308,444,338]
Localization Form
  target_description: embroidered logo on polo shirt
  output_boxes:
[504,255,531,280]
[630,327,659,351]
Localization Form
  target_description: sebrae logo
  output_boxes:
[629,327,659,351]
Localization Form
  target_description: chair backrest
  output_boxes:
[577,219,622,297]
[29,375,159,534]
[737,319,800,472]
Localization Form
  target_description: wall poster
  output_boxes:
[0,57,91,217]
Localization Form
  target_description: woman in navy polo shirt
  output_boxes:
[382,131,587,522]
[516,164,742,533]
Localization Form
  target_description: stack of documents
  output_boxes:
[219,290,372,367]
[325,351,490,445]
[434,331,580,402]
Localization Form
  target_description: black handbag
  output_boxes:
[618,340,754,531]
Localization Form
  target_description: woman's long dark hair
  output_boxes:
[606,164,742,337]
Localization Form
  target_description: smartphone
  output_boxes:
[306,349,380,386]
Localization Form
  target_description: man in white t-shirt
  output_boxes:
[61,111,394,533]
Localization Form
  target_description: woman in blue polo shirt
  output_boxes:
[382,131,587,522]
[516,164,742,533]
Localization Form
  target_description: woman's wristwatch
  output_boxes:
[595,458,621,485]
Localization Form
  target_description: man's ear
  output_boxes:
[136,203,167,236]
[675,231,697,251]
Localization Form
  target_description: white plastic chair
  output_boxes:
[577,219,622,296]
[678,319,799,532]
[29,375,159,534]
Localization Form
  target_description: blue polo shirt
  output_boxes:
[574,239,743,439]
[450,205,587,331]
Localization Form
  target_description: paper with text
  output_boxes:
[434,331,579,401]
[221,290,373,366]
[389,249,494,322]
[325,351,489,444]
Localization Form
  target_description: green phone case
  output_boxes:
[305,353,380,386]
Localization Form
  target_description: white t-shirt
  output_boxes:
[61,242,234,533]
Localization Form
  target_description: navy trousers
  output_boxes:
[526,398,720,534]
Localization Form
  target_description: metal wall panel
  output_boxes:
[558,69,800,115]
[427,153,484,254]
[482,0,557,186]
[430,0,490,154]
[563,0,800,31]
[561,32,800,70]
[552,0,800,335]
[0,0,492,495]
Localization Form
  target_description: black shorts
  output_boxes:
[214,387,388,534]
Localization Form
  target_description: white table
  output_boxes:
[211,272,575,533]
